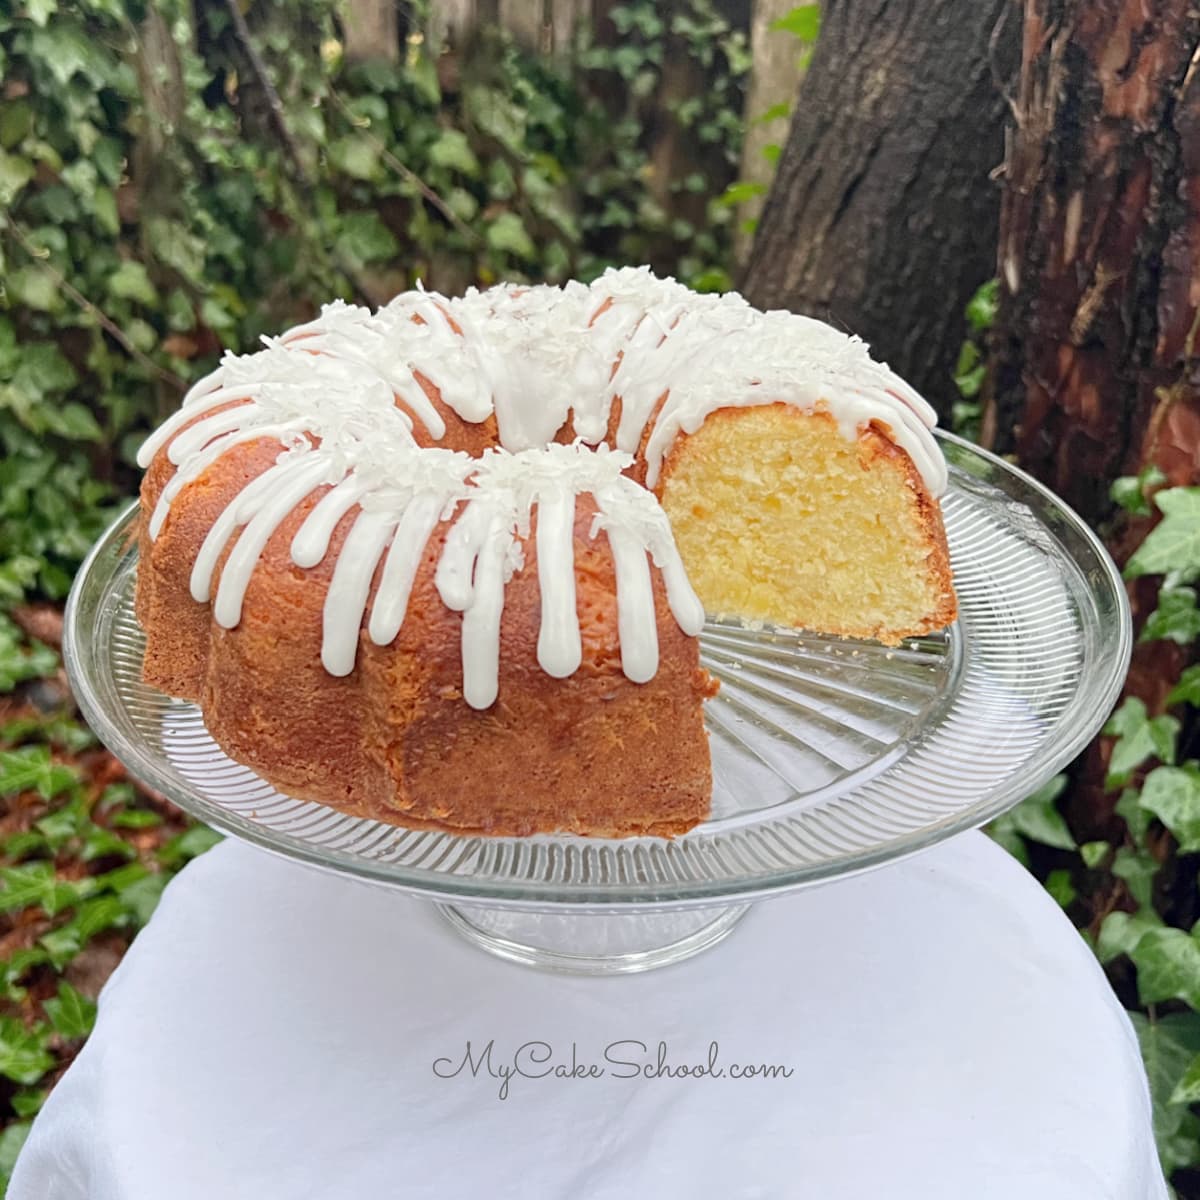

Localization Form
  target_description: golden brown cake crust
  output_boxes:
[137,440,715,838]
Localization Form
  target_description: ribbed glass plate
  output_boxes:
[65,434,1130,910]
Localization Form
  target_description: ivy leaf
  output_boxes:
[0,1122,31,1187]
[6,266,62,312]
[0,615,59,691]
[407,50,441,106]
[1044,868,1076,908]
[428,130,480,178]
[145,217,206,284]
[689,268,732,295]
[0,102,33,150]
[486,212,536,259]
[157,825,222,869]
[1113,845,1158,910]
[1116,785,1153,844]
[0,863,91,916]
[954,362,986,400]
[0,1017,54,1085]
[987,773,1075,859]
[328,135,381,181]
[1079,840,1110,868]
[11,1088,46,1118]
[43,981,96,1040]
[1167,665,1200,708]
[0,745,79,800]
[1139,764,1200,851]
[11,341,78,400]
[0,862,55,913]
[39,895,126,969]
[769,4,821,42]
[119,874,167,924]
[26,0,57,25]
[446,187,478,222]
[1126,488,1200,580]
[1131,927,1200,1007]
[1,949,49,1004]
[0,147,34,205]
[718,181,767,207]
[44,402,103,441]
[82,825,136,863]
[111,808,162,829]
[335,212,398,266]
[754,102,792,125]
[1131,1012,1200,1175]
[37,796,88,846]
[1140,587,1200,645]
[29,22,113,87]
[1171,1051,1200,1105]
[465,84,526,155]
[1096,909,1163,965]
[965,279,999,333]
[107,261,159,306]
[1112,465,1167,517]
[1104,698,1179,786]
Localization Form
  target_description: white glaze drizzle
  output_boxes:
[212,455,334,628]
[458,511,510,709]
[322,510,397,676]
[190,458,303,605]
[604,524,658,684]
[535,486,581,679]
[149,421,301,540]
[291,475,375,568]
[367,492,444,647]
[141,268,946,707]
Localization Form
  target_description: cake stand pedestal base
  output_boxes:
[435,902,751,974]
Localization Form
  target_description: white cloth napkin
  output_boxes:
[11,831,1167,1200]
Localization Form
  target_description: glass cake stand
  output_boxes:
[64,434,1131,974]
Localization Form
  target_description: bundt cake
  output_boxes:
[134,267,956,838]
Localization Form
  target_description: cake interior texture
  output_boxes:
[658,405,956,644]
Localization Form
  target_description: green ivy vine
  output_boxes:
[989,469,1200,1189]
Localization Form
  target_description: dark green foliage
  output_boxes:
[0,0,747,609]
[951,278,997,441]
[988,480,1200,1187]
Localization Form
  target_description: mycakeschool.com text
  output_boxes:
[431,1040,795,1100]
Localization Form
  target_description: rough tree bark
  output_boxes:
[983,0,1200,526]
[983,1,1200,844]
[740,0,1016,415]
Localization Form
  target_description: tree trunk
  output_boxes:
[983,0,1200,845]
[497,0,545,49]
[339,0,399,64]
[733,0,809,265]
[740,0,1016,416]
[132,6,189,422]
[983,0,1200,526]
